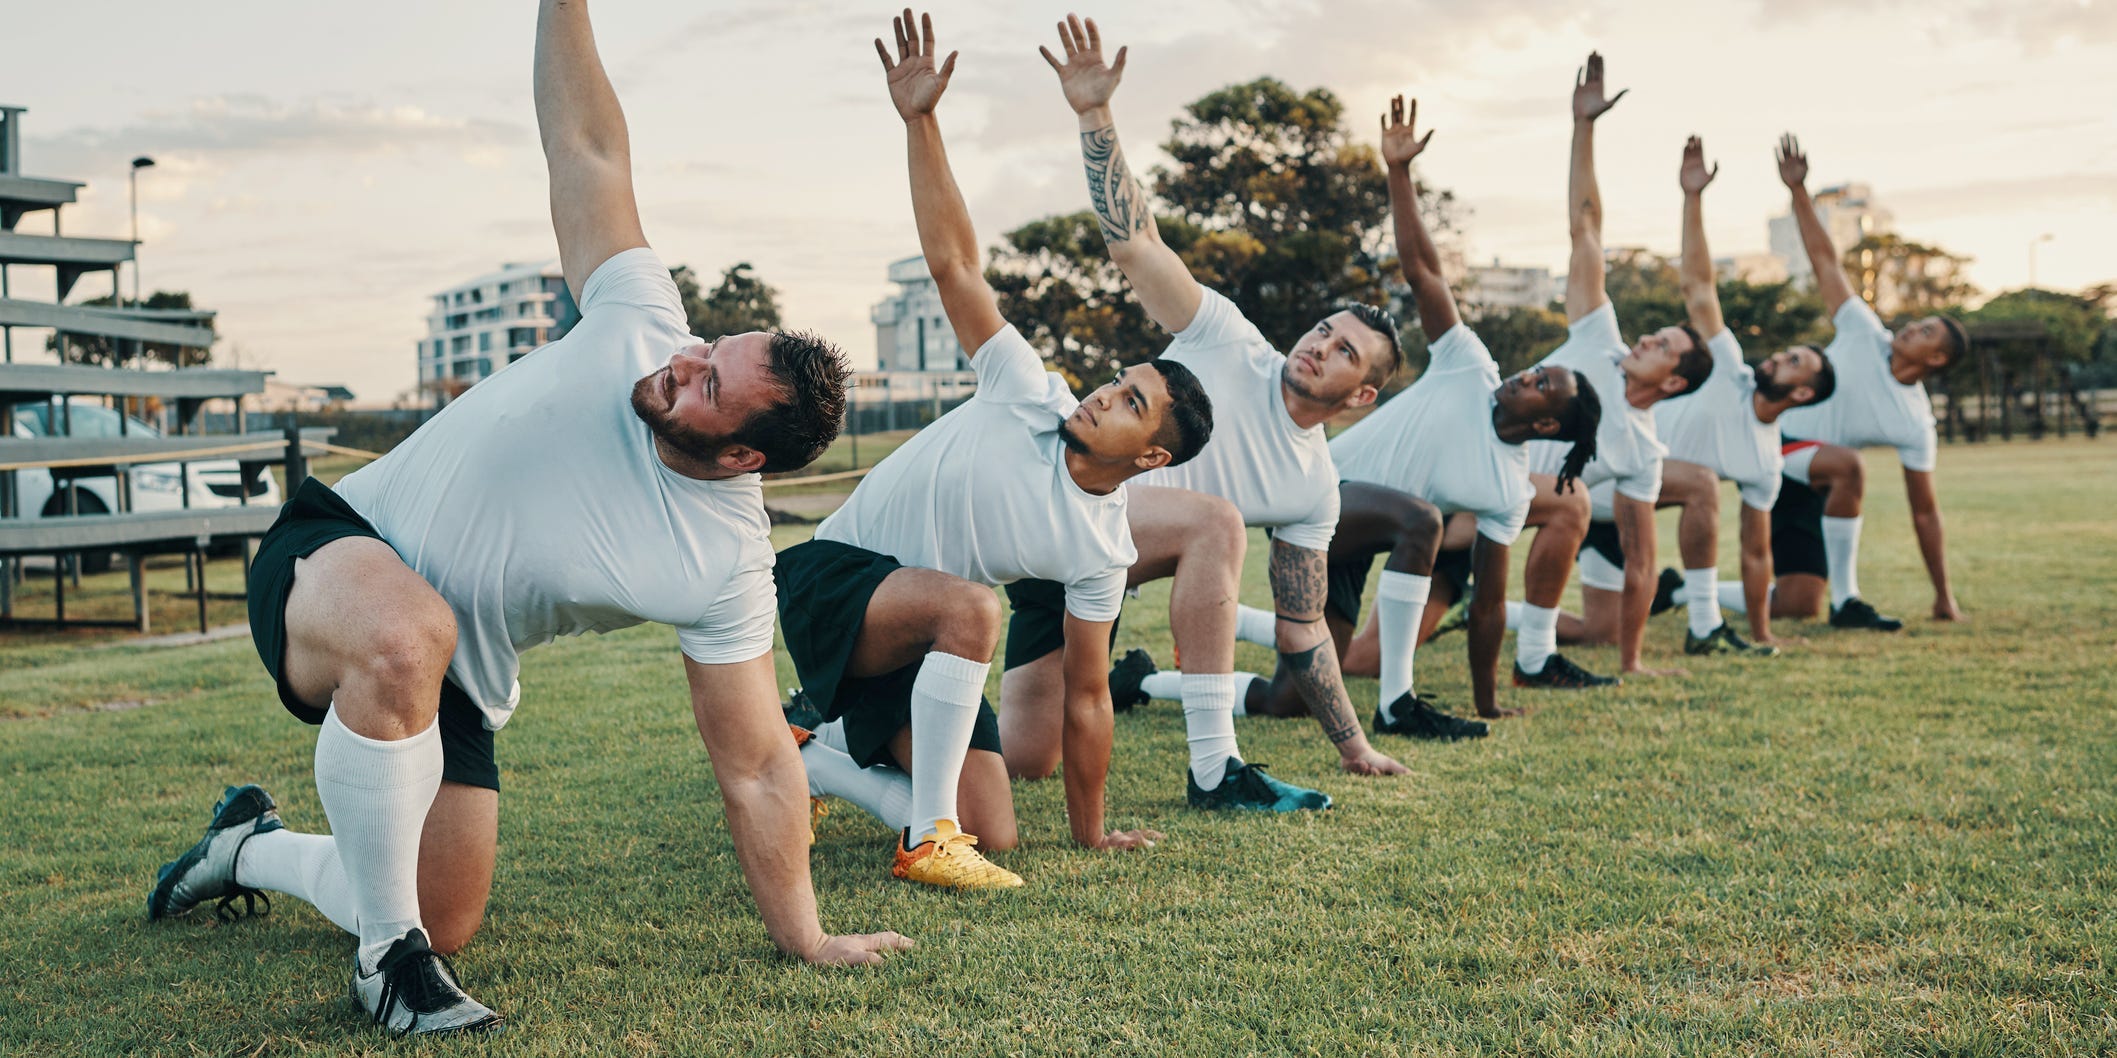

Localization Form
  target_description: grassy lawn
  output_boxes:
[2,438,2112,1055]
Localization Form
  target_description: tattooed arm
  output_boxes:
[1267,538,1408,776]
[1041,14,1203,333]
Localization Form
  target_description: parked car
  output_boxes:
[7,402,282,572]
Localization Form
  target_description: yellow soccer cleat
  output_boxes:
[891,819,1024,890]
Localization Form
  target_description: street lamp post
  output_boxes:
[128,155,155,308]
[2029,232,2053,289]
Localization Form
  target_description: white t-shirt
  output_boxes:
[333,248,777,729]
[1653,328,1783,510]
[1331,325,1534,545]
[1135,289,1339,551]
[1525,302,1666,504]
[814,326,1134,622]
[1777,300,1938,473]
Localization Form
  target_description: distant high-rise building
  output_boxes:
[870,255,965,373]
[1769,183,1893,286]
[418,261,578,391]
[1465,258,1563,313]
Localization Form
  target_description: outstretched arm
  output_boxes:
[1904,468,1964,621]
[1612,494,1679,676]
[1678,135,1725,338]
[878,11,1006,355]
[684,655,913,966]
[1043,15,1203,333]
[1737,504,1778,643]
[1059,616,1163,850]
[1267,538,1408,776]
[535,0,649,301]
[1466,534,1519,718]
[1381,96,1457,342]
[1775,134,1855,316]
[1564,52,1626,321]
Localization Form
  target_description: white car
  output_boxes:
[7,402,282,571]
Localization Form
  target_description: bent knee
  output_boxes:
[424,912,485,956]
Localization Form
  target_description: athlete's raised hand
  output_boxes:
[1041,13,1127,114]
[1094,827,1164,851]
[1775,133,1809,189]
[876,9,956,122]
[1572,51,1627,122]
[1680,135,1718,195]
[1379,94,1436,169]
[803,930,916,967]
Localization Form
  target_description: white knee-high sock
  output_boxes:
[313,707,442,972]
[1821,516,1862,606]
[812,718,850,755]
[235,829,359,935]
[1181,672,1239,789]
[800,739,911,832]
[1140,671,1184,701]
[1504,600,1525,630]
[1685,568,1722,637]
[906,651,990,842]
[1374,571,1430,707]
[1719,581,1751,615]
[1234,605,1277,648]
[1515,604,1558,674]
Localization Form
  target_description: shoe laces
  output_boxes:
[375,943,474,1031]
[213,887,271,922]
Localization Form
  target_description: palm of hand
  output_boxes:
[1381,125,1425,167]
[1060,58,1119,112]
[889,60,945,118]
[1574,83,1617,121]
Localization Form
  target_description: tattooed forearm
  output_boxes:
[1269,540,1359,744]
[1282,642,1362,745]
[1080,125,1149,244]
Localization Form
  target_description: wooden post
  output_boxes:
[194,541,208,634]
[283,424,309,493]
[130,553,149,633]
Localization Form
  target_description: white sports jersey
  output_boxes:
[815,326,1134,622]
[334,249,776,728]
[1525,302,1666,504]
[1135,288,1339,551]
[1777,300,1937,472]
[1331,324,1534,545]
[1653,328,1783,510]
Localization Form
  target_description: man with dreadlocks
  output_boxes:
[1146,95,1604,727]
[1499,51,1714,687]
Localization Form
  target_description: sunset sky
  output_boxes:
[9,0,2113,402]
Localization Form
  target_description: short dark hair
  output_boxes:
[1936,315,1969,367]
[1553,376,1603,495]
[1799,345,1837,405]
[1143,357,1214,467]
[1673,324,1714,395]
[731,330,852,474]
[1339,302,1404,385]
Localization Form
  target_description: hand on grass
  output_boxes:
[1095,828,1164,851]
[804,931,915,967]
[1341,745,1410,776]
[1932,595,1965,622]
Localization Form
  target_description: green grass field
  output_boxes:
[3,438,2112,1056]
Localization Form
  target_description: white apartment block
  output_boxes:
[1768,183,1893,286]
[871,255,966,372]
[419,260,579,389]
[1465,258,1563,314]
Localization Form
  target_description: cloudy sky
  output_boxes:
[9,0,2113,402]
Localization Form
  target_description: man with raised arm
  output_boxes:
[1503,52,1714,687]
[1735,133,1967,630]
[1247,96,1599,730]
[1541,137,1841,655]
[1003,14,1410,813]
[777,11,1206,883]
[143,0,905,1036]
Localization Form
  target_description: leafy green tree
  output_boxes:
[1462,305,1569,376]
[1715,276,1829,354]
[46,291,213,367]
[672,262,782,339]
[1844,232,1975,317]
[990,77,1457,393]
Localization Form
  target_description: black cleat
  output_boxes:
[782,687,824,733]
[351,928,505,1037]
[1650,567,1684,616]
[1186,759,1331,812]
[1108,649,1158,713]
[1829,596,1903,632]
[1513,652,1618,689]
[1685,623,1779,657]
[1374,693,1488,741]
[147,784,283,922]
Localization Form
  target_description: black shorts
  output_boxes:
[776,539,1001,770]
[248,478,499,791]
[1770,474,1828,578]
[1431,546,1474,600]
[999,578,1122,672]
[1580,519,1625,569]
[1324,553,1376,627]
